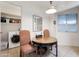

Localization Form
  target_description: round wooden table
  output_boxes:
[32,37,58,57]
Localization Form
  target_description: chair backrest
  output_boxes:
[43,29,50,38]
[20,30,30,46]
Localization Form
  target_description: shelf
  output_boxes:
[1,12,21,23]
[9,18,21,23]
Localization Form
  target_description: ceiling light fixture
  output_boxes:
[45,1,57,14]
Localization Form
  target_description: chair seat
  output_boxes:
[21,44,35,54]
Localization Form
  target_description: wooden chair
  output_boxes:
[35,29,50,55]
[43,29,50,38]
[43,29,52,50]
[20,30,36,57]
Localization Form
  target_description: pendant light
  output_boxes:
[45,1,57,14]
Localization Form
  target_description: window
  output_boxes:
[58,13,77,32]
[33,15,42,32]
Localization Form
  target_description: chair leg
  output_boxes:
[35,48,38,55]
[20,51,24,57]
[20,51,22,57]
[51,46,52,50]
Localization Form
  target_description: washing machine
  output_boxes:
[9,31,20,48]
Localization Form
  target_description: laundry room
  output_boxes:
[0,2,21,50]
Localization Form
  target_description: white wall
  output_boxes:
[49,6,79,46]
[0,7,1,50]
[0,2,21,16]
[21,3,50,39]
[48,15,57,37]
[1,23,20,41]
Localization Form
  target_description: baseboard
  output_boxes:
[58,44,79,47]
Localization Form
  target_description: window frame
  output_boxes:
[32,15,42,32]
[57,13,78,32]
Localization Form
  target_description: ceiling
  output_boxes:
[7,1,79,14]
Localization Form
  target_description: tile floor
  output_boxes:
[0,47,20,57]
[25,45,79,57]
[0,46,79,57]
[58,46,79,57]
